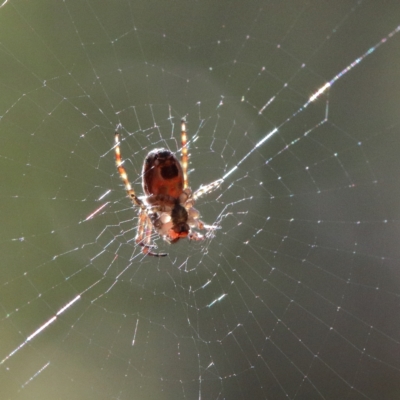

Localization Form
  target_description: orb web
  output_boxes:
[1,1,400,399]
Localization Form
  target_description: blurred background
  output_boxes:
[1,1,400,399]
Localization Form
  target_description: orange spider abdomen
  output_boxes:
[142,149,184,199]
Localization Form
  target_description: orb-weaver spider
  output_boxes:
[114,118,221,256]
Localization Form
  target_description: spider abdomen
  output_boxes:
[142,148,184,198]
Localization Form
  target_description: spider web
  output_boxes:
[1,1,400,399]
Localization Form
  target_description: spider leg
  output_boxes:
[193,179,223,201]
[115,131,167,257]
[179,119,222,200]
[134,206,167,257]
[181,118,189,190]
[114,132,147,211]
[135,208,147,246]
[188,231,204,241]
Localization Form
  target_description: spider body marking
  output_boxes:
[142,148,184,202]
[114,118,221,257]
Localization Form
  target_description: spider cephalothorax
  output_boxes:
[114,118,221,256]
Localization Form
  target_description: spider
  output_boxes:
[114,118,222,257]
